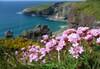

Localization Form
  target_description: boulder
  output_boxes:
[5,30,13,38]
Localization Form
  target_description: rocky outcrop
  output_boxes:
[5,30,13,38]
[22,2,68,20]
[23,1,100,28]
[21,25,52,41]
[67,5,96,28]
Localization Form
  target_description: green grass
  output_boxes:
[0,38,100,69]
[70,0,100,20]
[27,4,52,12]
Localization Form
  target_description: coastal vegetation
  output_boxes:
[23,0,100,28]
[27,4,52,13]
[0,0,100,69]
[71,0,100,20]
[0,27,100,69]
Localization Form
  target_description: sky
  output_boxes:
[0,0,86,1]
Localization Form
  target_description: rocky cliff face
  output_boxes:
[23,2,68,20]
[67,5,96,28]
[23,2,99,28]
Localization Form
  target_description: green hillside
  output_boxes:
[71,0,100,20]
[26,3,52,12]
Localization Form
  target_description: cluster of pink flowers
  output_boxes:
[69,43,84,59]
[17,27,100,63]
[18,45,46,63]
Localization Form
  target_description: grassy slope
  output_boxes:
[28,0,100,20]
[71,0,100,20]
[27,3,52,12]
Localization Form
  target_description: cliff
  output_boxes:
[22,0,100,28]
[22,2,68,20]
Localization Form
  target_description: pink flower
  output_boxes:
[76,30,83,36]
[23,52,28,57]
[45,41,53,48]
[77,27,89,32]
[63,29,76,35]
[29,46,39,53]
[40,48,47,55]
[96,37,100,45]
[87,29,100,37]
[45,47,51,53]
[40,40,47,44]
[39,48,47,59]
[62,34,68,39]
[42,34,49,40]
[84,34,93,41]
[51,39,58,46]
[56,36,63,41]
[56,40,65,51]
[72,43,79,47]
[76,27,89,36]
[45,41,54,53]
[69,45,84,59]
[29,53,38,62]
[67,33,81,43]
[45,39,57,48]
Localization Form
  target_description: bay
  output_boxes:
[0,1,67,37]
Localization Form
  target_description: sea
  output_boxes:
[0,1,67,37]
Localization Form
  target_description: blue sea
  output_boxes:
[0,1,67,37]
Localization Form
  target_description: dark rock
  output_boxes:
[67,5,96,28]
[22,2,65,17]
[5,30,13,38]
[21,24,52,41]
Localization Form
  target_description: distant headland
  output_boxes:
[21,0,100,28]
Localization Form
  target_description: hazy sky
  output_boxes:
[0,0,86,1]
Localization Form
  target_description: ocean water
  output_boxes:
[0,1,67,37]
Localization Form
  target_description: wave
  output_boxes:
[16,11,23,15]
[60,25,67,29]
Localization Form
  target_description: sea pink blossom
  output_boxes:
[23,52,28,57]
[40,48,47,55]
[39,48,47,59]
[56,40,65,51]
[69,45,84,59]
[42,34,49,40]
[45,40,54,53]
[77,27,89,32]
[61,34,68,42]
[17,27,100,63]
[45,39,57,48]
[67,33,81,43]
[45,41,53,48]
[76,30,83,36]
[56,36,63,41]
[63,28,76,35]
[51,39,58,46]
[87,29,100,37]
[29,53,38,62]
[29,46,39,53]
[84,34,93,41]
[76,27,89,36]
[40,40,47,44]
[45,47,51,53]
[72,43,79,47]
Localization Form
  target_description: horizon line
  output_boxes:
[0,0,86,2]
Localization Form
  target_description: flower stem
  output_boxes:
[58,50,60,63]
